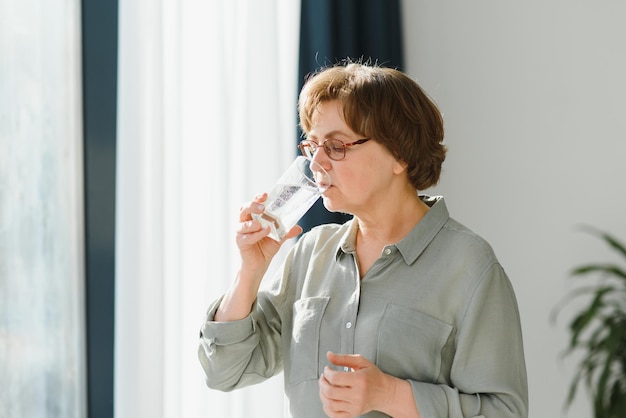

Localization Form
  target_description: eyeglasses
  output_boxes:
[298,138,370,161]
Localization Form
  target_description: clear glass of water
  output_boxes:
[252,156,330,241]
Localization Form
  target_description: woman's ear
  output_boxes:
[393,159,408,175]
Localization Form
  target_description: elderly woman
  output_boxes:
[198,62,528,418]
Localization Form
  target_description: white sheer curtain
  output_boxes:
[0,0,85,417]
[116,1,300,417]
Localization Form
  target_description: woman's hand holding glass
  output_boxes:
[214,194,302,323]
[236,193,303,274]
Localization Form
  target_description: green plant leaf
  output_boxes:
[566,368,583,407]
[558,227,626,416]
[609,379,626,417]
[578,225,626,260]
[572,264,626,281]
[596,330,620,411]
[568,287,613,347]
[598,230,626,260]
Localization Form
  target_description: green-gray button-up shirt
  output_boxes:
[198,196,528,417]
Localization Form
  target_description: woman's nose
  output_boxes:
[310,144,331,171]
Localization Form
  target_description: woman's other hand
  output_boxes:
[319,352,420,418]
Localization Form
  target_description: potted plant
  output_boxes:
[554,227,626,417]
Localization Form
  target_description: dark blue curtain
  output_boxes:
[81,0,118,416]
[298,0,404,233]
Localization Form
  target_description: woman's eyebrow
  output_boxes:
[308,130,350,140]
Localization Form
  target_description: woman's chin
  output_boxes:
[320,195,345,214]
[320,195,336,212]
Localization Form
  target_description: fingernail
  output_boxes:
[255,203,264,211]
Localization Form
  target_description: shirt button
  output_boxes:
[345,322,352,329]
[383,248,392,255]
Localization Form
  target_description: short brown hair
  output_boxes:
[298,62,446,190]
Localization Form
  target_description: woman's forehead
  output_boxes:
[307,102,357,139]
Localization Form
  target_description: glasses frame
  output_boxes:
[298,138,370,161]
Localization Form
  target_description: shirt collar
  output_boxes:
[337,218,358,259]
[396,195,449,265]
[336,195,450,264]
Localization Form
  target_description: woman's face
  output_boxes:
[306,100,406,216]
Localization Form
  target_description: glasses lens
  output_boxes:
[324,139,345,161]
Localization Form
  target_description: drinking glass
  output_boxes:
[252,156,330,241]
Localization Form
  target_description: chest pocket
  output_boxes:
[289,296,329,385]
[376,304,453,383]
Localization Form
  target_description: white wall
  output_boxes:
[402,1,626,417]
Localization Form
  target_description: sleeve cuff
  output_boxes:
[199,296,257,346]
[409,380,484,418]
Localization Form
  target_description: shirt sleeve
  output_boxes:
[409,263,529,418]
[197,293,284,392]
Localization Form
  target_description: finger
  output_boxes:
[326,351,369,371]
[237,223,269,238]
[236,223,270,247]
[319,372,332,395]
[238,219,263,234]
[322,366,356,389]
[253,192,268,203]
[319,374,352,411]
[239,200,265,222]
